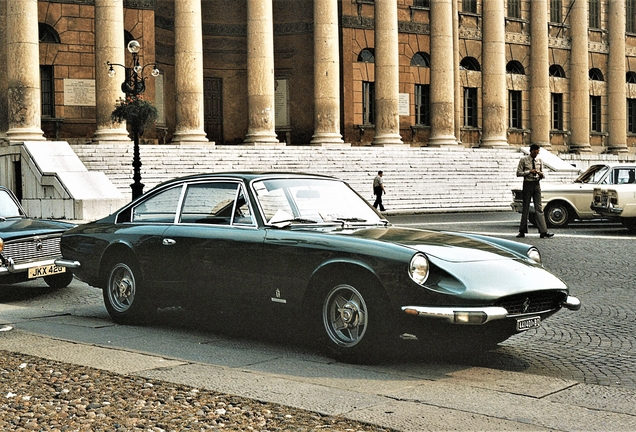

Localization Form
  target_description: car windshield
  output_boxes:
[252,178,383,226]
[0,190,23,218]
[575,165,609,184]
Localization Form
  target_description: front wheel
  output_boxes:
[104,260,155,325]
[44,271,74,289]
[319,281,392,363]
[544,202,571,228]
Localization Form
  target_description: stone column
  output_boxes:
[530,0,550,148]
[569,0,591,152]
[480,0,507,147]
[453,0,461,143]
[607,0,628,153]
[172,0,209,143]
[0,0,8,140]
[93,0,130,142]
[310,0,343,145]
[372,0,403,146]
[244,0,279,145]
[429,0,457,146]
[5,0,44,141]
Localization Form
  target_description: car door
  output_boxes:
[159,181,265,306]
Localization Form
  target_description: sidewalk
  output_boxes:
[2,326,635,431]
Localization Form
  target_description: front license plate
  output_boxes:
[28,264,66,279]
[516,316,541,331]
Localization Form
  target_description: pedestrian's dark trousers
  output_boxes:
[373,186,384,211]
[519,180,548,234]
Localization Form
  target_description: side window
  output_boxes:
[232,188,255,226]
[179,182,240,225]
[613,168,636,184]
[132,186,183,223]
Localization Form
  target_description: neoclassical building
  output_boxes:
[2,0,636,154]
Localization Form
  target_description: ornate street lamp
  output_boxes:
[107,40,160,199]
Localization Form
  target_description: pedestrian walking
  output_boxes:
[373,170,386,211]
[516,144,554,238]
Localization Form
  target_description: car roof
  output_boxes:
[154,171,339,188]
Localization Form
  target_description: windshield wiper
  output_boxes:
[270,217,319,228]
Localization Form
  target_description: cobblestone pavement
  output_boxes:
[2,212,634,392]
[390,213,636,389]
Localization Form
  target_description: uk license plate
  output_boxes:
[516,316,541,331]
[28,264,66,279]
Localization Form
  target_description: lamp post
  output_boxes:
[107,40,160,200]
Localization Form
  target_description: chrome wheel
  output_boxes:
[323,284,368,347]
[107,263,137,314]
[545,203,570,228]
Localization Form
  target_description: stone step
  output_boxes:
[70,144,578,212]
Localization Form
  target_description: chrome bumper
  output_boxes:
[54,258,81,269]
[402,294,581,325]
[1,258,58,274]
[590,203,622,215]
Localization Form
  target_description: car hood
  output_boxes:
[346,226,518,262]
[0,218,75,241]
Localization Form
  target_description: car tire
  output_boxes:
[44,271,74,289]
[317,279,393,363]
[544,202,571,228]
[104,260,156,325]
[622,218,636,233]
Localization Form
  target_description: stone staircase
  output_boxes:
[70,143,581,213]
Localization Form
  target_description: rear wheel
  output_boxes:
[104,260,155,325]
[317,278,393,363]
[622,218,636,233]
[44,271,74,289]
[544,202,571,228]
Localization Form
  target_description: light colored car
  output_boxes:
[591,184,636,232]
[511,163,636,228]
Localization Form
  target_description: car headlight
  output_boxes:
[409,253,429,285]
[527,247,541,264]
[0,238,3,253]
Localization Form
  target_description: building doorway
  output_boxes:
[204,77,223,144]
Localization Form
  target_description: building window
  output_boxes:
[463,87,478,127]
[411,52,430,67]
[507,0,521,19]
[506,60,525,75]
[550,0,562,23]
[38,23,60,43]
[589,0,600,29]
[509,91,522,129]
[362,81,375,125]
[413,0,429,7]
[628,0,636,33]
[628,99,636,133]
[551,93,563,130]
[627,71,636,84]
[549,64,566,78]
[40,65,54,117]
[462,0,477,14]
[589,68,604,81]
[460,57,481,71]
[358,48,375,63]
[590,96,602,132]
[415,84,430,126]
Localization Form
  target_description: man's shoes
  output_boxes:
[540,232,554,238]
[516,232,525,238]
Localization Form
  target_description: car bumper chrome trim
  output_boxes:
[54,259,81,269]
[1,258,58,274]
[401,306,509,324]
[590,204,623,215]
[562,295,581,311]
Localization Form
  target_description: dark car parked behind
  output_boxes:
[1,186,75,288]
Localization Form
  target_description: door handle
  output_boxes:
[162,238,176,246]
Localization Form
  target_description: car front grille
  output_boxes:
[495,290,565,315]
[2,236,62,265]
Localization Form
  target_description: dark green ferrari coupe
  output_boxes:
[57,172,580,361]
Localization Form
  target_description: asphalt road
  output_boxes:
[2,210,635,391]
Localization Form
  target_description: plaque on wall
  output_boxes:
[64,79,96,107]
[399,93,410,116]
[275,79,290,128]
